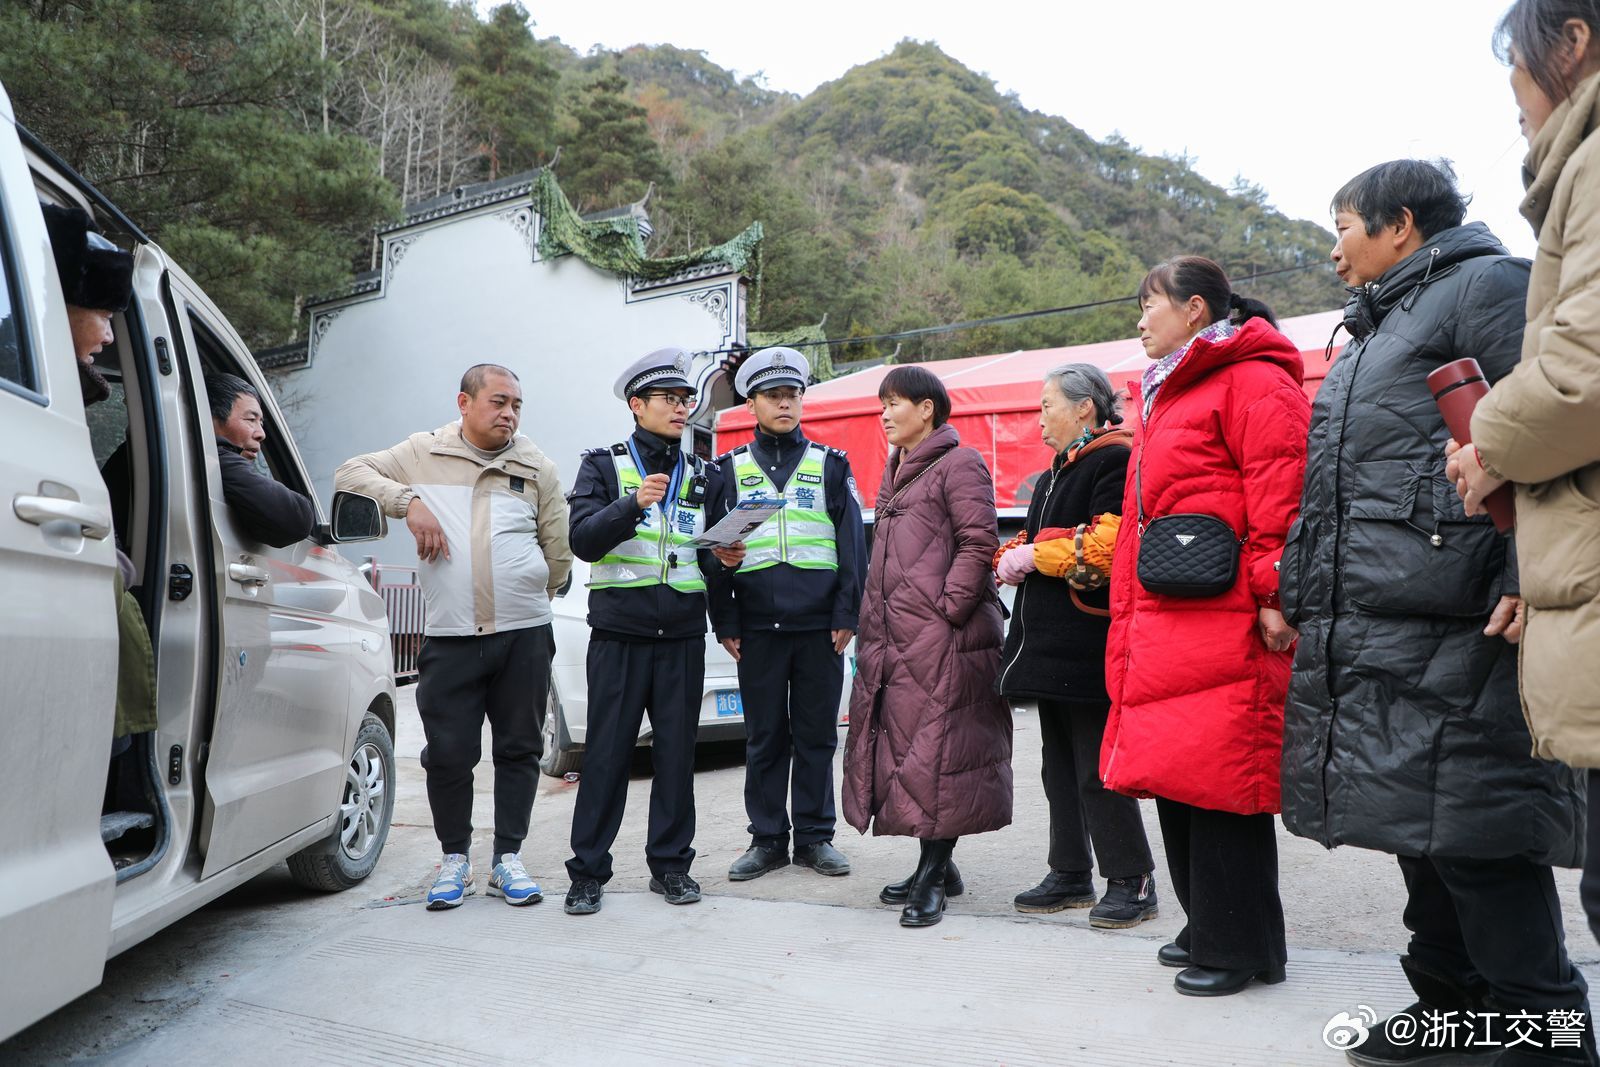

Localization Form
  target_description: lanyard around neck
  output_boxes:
[627,437,684,529]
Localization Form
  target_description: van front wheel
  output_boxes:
[288,712,396,891]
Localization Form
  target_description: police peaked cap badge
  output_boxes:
[735,346,810,397]
[41,203,134,313]
[615,346,695,401]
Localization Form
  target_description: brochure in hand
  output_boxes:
[685,498,787,548]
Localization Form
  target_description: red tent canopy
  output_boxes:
[715,310,1346,512]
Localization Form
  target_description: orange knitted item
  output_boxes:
[993,529,1029,574]
[1033,513,1122,586]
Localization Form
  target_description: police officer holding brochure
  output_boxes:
[712,347,866,882]
[563,347,738,915]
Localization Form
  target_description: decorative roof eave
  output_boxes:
[384,171,541,236]
[628,260,741,292]
[304,272,382,307]
[532,170,764,317]
[257,340,310,371]
[299,171,764,319]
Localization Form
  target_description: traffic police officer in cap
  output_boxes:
[563,347,737,914]
[713,346,865,882]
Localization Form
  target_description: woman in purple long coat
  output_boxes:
[842,365,1014,928]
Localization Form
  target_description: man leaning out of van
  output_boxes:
[334,363,572,910]
[204,372,316,548]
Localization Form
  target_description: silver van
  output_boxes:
[0,83,397,1040]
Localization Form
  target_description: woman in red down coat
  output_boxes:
[1101,256,1309,997]
[843,364,1012,930]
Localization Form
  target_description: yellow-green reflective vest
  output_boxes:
[589,450,707,593]
[732,443,837,573]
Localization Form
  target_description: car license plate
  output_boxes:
[715,690,743,717]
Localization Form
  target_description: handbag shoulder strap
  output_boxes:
[1134,446,1148,533]
[879,449,951,513]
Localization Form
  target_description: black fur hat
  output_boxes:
[41,203,133,312]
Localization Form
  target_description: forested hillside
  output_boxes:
[2,0,1343,357]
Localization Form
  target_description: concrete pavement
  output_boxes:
[6,686,1596,1065]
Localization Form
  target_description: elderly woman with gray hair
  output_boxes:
[993,364,1158,928]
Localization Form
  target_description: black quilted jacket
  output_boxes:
[1279,223,1585,866]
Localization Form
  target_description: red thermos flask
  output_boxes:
[1426,358,1515,533]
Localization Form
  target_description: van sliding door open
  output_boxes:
[166,274,351,878]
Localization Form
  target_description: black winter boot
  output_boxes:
[1013,870,1095,913]
[1344,955,1497,1066]
[1089,872,1159,929]
[901,838,956,927]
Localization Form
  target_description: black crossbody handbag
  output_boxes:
[1133,447,1245,598]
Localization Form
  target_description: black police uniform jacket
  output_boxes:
[568,427,727,639]
[709,426,866,639]
[1278,222,1585,867]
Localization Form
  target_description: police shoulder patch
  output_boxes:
[610,442,629,456]
[826,446,849,459]
[582,446,611,457]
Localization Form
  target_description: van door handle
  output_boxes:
[13,494,112,540]
[228,563,270,587]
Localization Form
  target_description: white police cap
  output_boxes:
[614,346,695,401]
[735,346,810,397]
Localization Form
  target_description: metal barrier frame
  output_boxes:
[365,557,423,683]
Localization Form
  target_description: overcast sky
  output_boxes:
[499,0,1536,259]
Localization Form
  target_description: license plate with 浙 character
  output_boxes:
[714,690,743,717]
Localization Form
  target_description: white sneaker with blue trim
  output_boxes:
[426,853,473,910]
[488,853,542,905]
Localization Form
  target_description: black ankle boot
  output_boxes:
[880,859,964,904]
[901,838,956,927]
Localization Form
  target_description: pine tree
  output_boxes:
[456,2,555,180]
[0,0,398,347]
[559,73,670,212]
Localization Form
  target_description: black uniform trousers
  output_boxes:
[1400,852,1590,1014]
[1156,797,1287,971]
[737,629,845,851]
[566,636,704,883]
[415,624,553,859]
[1038,699,1154,879]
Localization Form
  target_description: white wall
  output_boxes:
[276,203,741,565]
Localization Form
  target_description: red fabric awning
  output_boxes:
[715,309,1345,511]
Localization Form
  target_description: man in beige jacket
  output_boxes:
[336,363,571,910]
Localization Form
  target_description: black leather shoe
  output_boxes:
[1013,870,1096,913]
[1089,873,1159,929]
[650,871,702,905]
[793,841,851,876]
[900,838,956,927]
[1157,942,1191,968]
[563,878,603,915]
[881,861,964,904]
[1173,963,1286,997]
[728,844,789,881]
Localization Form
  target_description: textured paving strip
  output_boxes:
[112,890,1416,1066]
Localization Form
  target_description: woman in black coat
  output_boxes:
[994,363,1156,928]
[1280,160,1589,1064]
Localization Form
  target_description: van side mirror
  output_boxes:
[329,491,386,543]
